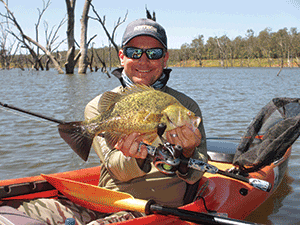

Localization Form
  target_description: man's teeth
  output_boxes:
[138,70,150,72]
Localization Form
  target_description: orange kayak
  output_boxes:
[0,139,291,224]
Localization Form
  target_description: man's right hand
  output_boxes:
[115,133,148,159]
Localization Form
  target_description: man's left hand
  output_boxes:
[166,125,201,158]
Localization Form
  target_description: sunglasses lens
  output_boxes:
[125,48,143,59]
[146,49,164,59]
[124,47,164,60]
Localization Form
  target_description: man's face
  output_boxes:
[119,36,169,86]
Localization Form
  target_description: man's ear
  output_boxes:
[119,49,125,66]
[163,51,169,68]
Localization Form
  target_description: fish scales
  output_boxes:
[58,85,200,161]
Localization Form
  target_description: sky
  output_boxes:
[2,0,300,50]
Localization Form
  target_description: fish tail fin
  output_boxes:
[58,122,94,161]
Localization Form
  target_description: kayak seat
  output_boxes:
[206,139,238,163]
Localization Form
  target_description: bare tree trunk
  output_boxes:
[78,0,91,74]
[65,0,76,74]
[216,39,225,68]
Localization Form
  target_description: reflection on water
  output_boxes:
[1,67,300,224]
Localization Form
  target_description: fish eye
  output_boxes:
[187,111,192,116]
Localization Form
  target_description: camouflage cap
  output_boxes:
[121,18,167,49]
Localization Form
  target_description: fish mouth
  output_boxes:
[194,116,201,128]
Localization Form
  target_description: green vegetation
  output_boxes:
[167,27,300,68]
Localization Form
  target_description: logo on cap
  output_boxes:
[134,25,157,33]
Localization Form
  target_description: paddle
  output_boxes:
[42,174,259,225]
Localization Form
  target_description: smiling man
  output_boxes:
[15,18,208,225]
[119,36,168,86]
[84,18,208,209]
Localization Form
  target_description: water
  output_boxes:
[1,67,299,224]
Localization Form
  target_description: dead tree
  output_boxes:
[78,0,91,74]
[89,3,128,66]
[34,0,51,70]
[65,0,76,74]
[44,17,67,70]
[216,36,229,68]
[0,22,20,69]
[0,0,64,73]
[95,50,110,78]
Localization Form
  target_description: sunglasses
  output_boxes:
[123,47,165,60]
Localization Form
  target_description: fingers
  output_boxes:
[115,133,148,159]
[166,125,202,158]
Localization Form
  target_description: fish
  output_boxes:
[58,85,201,161]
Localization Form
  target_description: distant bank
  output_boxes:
[169,58,300,68]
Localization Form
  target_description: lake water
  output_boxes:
[0,67,299,224]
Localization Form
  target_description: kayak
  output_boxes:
[1,97,299,224]
[0,138,291,224]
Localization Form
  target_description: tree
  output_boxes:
[78,0,91,74]
[0,20,20,69]
[180,43,191,66]
[190,35,204,66]
[205,37,218,60]
[44,17,67,70]
[89,3,127,69]
[274,28,289,70]
[288,27,300,67]
[245,29,256,67]
[65,0,76,74]
[258,28,273,67]
[0,0,64,73]
[216,35,230,68]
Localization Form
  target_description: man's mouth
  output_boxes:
[136,69,151,73]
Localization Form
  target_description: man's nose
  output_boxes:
[139,52,150,63]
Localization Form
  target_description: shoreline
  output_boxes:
[168,59,300,68]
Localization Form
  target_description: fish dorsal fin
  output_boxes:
[99,91,121,113]
[123,84,155,96]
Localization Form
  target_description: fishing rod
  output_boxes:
[0,102,66,124]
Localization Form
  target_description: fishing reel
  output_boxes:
[141,123,189,175]
[145,142,183,175]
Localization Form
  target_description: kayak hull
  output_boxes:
[0,140,291,225]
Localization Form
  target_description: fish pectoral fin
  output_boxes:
[103,132,125,149]
[58,122,93,161]
[99,91,121,113]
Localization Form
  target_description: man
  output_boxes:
[85,18,207,208]
[16,18,208,225]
